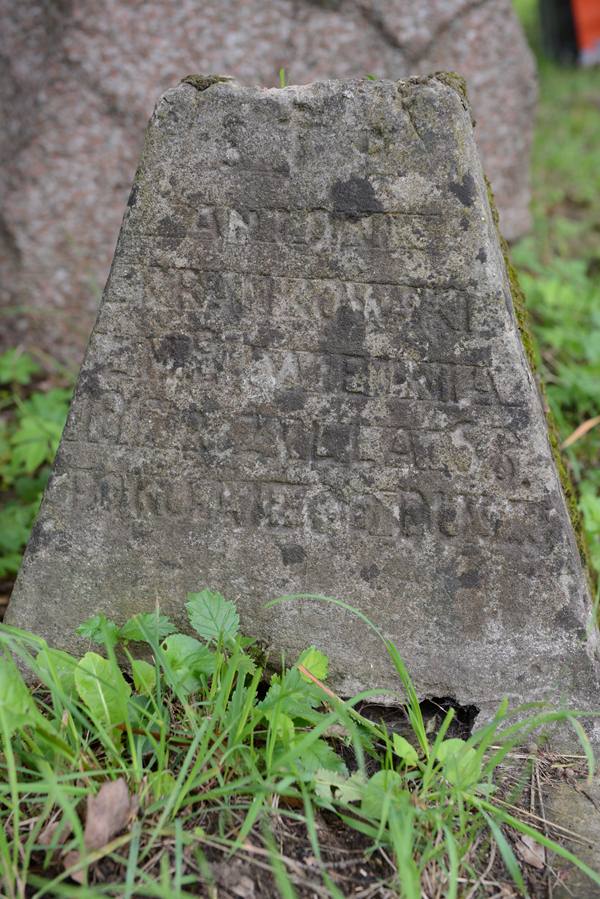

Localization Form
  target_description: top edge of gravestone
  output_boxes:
[176,71,472,108]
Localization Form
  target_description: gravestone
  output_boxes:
[6,75,599,732]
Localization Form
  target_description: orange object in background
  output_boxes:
[571,0,600,64]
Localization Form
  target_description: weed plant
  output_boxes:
[1,591,598,897]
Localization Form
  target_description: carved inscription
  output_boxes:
[61,465,547,548]
[166,203,454,254]
[70,162,533,553]
[69,388,522,488]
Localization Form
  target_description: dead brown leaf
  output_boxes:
[83,777,137,851]
[39,817,72,848]
[213,861,257,897]
[514,833,546,870]
[62,849,85,884]
[62,777,137,882]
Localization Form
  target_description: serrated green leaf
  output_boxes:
[392,733,419,768]
[435,738,482,788]
[9,432,49,473]
[74,652,131,727]
[265,710,295,743]
[296,646,329,682]
[76,614,120,647]
[186,589,240,642]
[132,659,156,695]
[313,768,345,805]
[259,668,324,725]
[119,612,176,644]
[0,652,37,737]
[162,633,216,694]
[284,737,347,775]
[0,349,41,385]
[313,769,365,805]
[21,388,72,422]
[338,770,367,804]
[361,769,405,819]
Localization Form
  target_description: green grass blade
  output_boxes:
[480,810,526,894]
[443,825,459,899]
[124,821,142,899]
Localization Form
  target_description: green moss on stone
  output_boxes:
[485,177,595,587]
[434,71,468,102]
[181,74,232,92]
[433,72,474,124]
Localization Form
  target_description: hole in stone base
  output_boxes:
[419,696,480,739]
[358,696,480,741]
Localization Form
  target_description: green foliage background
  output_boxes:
[0,352,71,579]
[513,0,600,576]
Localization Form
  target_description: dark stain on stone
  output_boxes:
[331,176,383,219]
[458,568,482,588]
[275,388,306,412]
[26,519,70,557]
[466,346,491,364]
[460,216,469,231]
[248,324,285,348]
[183,403,203,430]
[553,605,581,632]
[306,0,343,8]
[157,216,187,238]
[477,247,487,262]
[152,334,193,369]
[360,563,380,582]
[322,304,366,354]
[317,423,353,461]
[78,366,103,399]
[127,184,138,208]
[449,173,476,207]
[507,405,531,432]
[280,544,306,565]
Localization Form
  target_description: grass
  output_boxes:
[1,591,599,897]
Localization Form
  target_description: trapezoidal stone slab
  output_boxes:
[6,76,599,734]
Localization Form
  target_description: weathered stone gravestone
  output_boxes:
[6,76,600,731]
